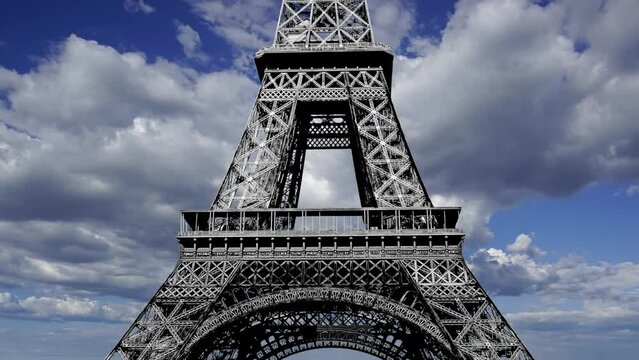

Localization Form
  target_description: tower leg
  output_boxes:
[106,260,240,360]
[402,258,534,359]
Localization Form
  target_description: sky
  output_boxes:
[0,0,638,359]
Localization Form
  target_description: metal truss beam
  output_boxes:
[107,254,533,360]
[188,301,447,360]
[211,69,431,209]
[274,0,375,49]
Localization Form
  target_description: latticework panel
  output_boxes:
[188,286,455,359]
[228,259,407,287]
[350,96,429,207]
[306,115,350,149]
[105,261,240,360]
[190,301,449,360]
[213,99,297,209]
[274,0,374,49]
[108,256,533,360]
[211,68,431,209]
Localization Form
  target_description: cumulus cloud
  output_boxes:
[368,0,417,49]
[298,150,361,208]
[124,0,155,14]
[431,193,496,242]
[471,234,639,303]
[507,233,546,257]
[187,0,279,50]
[390,0,639,241]
[471,235,554,296]
[185,0,419,68]
[0,292,141,322]
[0,222,169,298]
[0,35,257,301]
[176,22,209,62]
[470,233,639,357]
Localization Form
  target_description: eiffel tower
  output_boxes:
[107,1,534,359]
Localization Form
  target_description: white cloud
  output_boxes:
[561,0,639,73]
[0,222,168,299]
[185,0,419,67]
[124,0,155,14]
[387,0,639,242]
[298,150,360,208]
[187,0,279,50]
[507,233,546,257]
[431,193,495,242]
[471,236,554,296]
[0,35,257,300]
[176,22,209,62]
[0,292,141,322]
[472,234,639,302]
[471,234,639,356]
[368,0,417,49]
[625,184,639,197]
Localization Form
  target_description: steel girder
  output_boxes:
[274,0,375,49]
[188,301,443,360]
[106,255,533,360]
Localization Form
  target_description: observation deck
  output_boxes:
[178,207,464,259]
[255,43,395,84]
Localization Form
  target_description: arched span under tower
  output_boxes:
[185,289,455,360]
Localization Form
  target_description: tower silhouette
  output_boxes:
[107,1,533,359]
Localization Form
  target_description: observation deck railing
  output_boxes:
[256,42,393,57]
[179,207,461,238]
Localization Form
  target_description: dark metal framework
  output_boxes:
[107,1,534,359]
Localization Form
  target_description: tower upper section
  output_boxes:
[255,0,394,85]
[274,0,375,49]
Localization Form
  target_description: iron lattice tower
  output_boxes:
[107,1,534,359]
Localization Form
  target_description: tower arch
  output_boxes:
[184,288,455,360]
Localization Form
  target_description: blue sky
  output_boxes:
[0,0,638,359]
